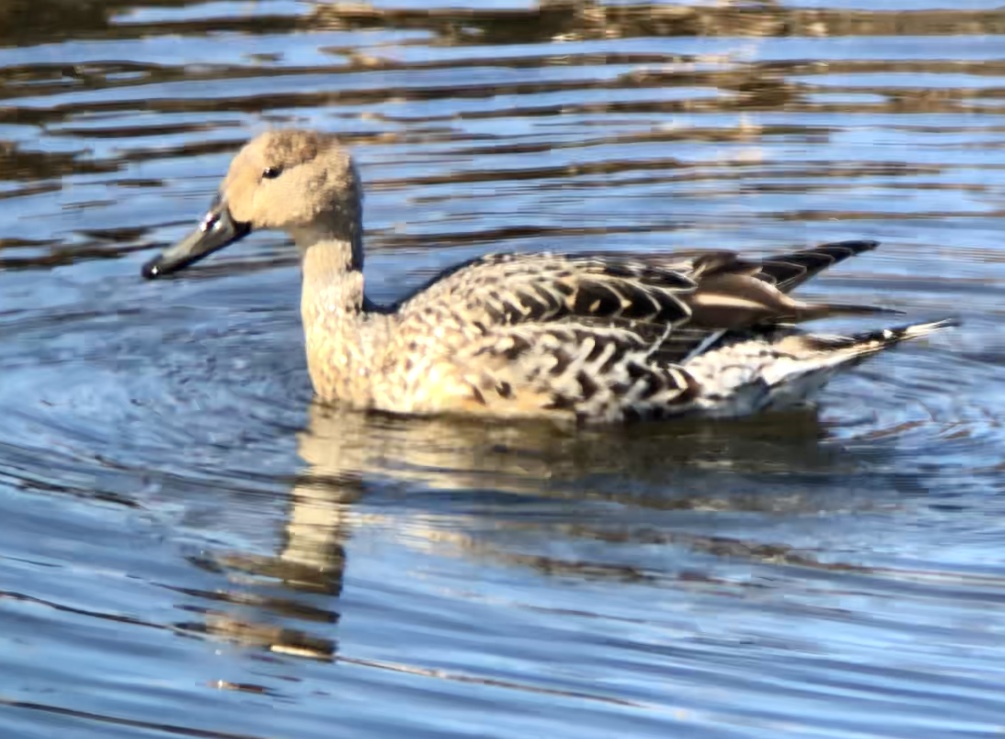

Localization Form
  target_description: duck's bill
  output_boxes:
[141,199,250,279]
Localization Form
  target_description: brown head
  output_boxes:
[142,129,363,278]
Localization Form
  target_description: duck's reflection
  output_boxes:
[190,404,857,659]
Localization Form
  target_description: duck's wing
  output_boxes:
[395,241,887,341]
[396,251,696,330]
[390,242,889,419]
[756,239,879,292]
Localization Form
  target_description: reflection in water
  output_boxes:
[196,404,868,659]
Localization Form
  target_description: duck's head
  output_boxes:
[142,129,362,279]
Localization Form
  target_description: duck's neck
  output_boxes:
[297,234,366,319]
[296,235,382,403]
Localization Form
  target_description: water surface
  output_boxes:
[2,2,1004,737]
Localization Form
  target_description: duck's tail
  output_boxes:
[684,318,958,417]
[791,317,959,368]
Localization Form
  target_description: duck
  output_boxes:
[142,129,954,424]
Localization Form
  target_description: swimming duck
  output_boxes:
[142,129,953,423]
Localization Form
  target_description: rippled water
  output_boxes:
[2,1,1005,736]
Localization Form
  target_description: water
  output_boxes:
[2,1,1005,736]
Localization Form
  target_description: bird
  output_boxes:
[141,129,955,424]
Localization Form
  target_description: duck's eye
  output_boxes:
[262,166,283,180]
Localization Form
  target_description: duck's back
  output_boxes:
[359,241,938,422]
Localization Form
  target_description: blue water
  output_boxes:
[2,1,1004,736]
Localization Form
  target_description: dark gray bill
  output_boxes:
[141,197,250,279]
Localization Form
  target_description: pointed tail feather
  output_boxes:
[753,318,957,408]
[801,317,959,366]
[683,317,956,415]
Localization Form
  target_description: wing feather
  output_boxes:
[395,241,885,363]
[397,252,696,329]
[756,239,878,292]
[388,241,887,420]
